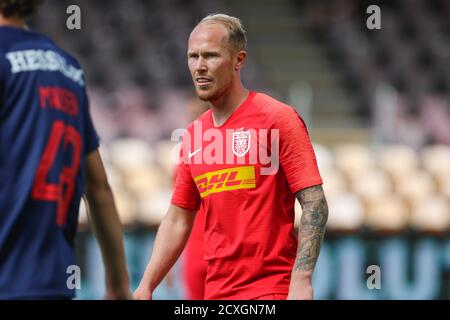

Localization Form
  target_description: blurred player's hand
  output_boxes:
[104,286,134,300]
[133,285,153,300]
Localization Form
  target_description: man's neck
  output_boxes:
[208,84,250,127]
[0,15,26,29]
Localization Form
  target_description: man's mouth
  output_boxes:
[196,77,212,86]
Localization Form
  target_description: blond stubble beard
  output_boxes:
[195,78,232,102]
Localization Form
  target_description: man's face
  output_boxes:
[187,23,236,101]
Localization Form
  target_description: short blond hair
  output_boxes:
[197,13,247,52]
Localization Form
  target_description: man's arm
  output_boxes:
[134,204,197,300]
[84,150,132,299]
[288,185,328,300]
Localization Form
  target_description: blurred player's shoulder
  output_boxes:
[0,26,83,76]
[0,26,48,51]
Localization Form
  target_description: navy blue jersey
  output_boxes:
[0,26,99,299]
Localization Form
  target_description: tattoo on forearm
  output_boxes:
[295,185,328,272]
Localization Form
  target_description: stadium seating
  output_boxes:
[81,139,449,233]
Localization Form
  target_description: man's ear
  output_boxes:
[235,50,247,70]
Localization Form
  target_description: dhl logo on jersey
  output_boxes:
[194,166,256,198]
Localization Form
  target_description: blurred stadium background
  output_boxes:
[28,0,450,299]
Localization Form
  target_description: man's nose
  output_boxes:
[196,57,207,72]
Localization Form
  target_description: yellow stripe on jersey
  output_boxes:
[194,166,256,198]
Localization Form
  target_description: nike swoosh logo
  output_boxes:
[188,148,202,158]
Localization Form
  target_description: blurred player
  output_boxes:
[135,14,328,300]
[0,0,131,299]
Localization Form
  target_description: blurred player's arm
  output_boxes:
[85,150,132,299]
[134,204,196,300]
[288,185,328,300]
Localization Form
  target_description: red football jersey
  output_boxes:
[172,91,323,299]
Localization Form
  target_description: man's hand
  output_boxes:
[133,285,153,300]
[287,277,313,300]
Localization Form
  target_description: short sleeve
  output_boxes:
[275,106,323,194]
[171,136,201,211]
[81,90,100,155]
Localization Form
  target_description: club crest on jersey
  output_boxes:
[232,130,251,157]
